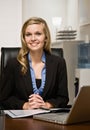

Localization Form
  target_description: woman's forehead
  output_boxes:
[25,23,44,32]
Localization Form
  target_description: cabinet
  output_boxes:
[75,69,90,89]
[51,41,79,104]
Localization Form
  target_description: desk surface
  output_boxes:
[5,116,90,130]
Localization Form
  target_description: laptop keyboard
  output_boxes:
[34,112,69,123]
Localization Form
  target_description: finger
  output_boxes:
[29,94,44,101]
[29,101,45,109]
[28,98,44,104]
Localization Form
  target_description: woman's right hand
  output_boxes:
[22,102,30,110]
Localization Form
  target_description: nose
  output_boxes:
[31,35,36,41]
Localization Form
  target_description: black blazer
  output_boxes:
[0,53,69,109]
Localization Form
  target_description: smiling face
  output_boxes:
[24,23,46,52]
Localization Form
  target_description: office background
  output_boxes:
[0,0,79,49]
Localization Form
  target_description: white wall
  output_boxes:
[0,0,22,48]
[67,0,78,29]
[0,0,22,70]
[22,0,68,42]
[67,0,79,39]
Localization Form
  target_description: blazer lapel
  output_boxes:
[42,54,54,97]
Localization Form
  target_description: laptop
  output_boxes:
[33,86,90,125]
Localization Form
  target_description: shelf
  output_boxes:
[79,22,90,27]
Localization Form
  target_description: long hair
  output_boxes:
[17,17,51,74]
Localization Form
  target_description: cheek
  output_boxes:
[40,36,46,43]
[40,39,46,47]
[25,37,30,43]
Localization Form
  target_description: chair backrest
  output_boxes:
[1,47,20,75]
[0,47,63,75]
[51,48,63,57]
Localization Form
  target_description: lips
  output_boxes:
[30,42,39,47]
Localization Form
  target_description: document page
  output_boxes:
[4,109,50,118]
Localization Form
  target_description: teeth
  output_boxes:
[31,43,38,46]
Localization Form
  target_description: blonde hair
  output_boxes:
[17,17,51,74]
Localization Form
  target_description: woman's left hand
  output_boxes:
[28,94,45,109]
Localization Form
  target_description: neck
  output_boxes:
[29,50,43,63]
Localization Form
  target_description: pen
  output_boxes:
[40,107,50,111]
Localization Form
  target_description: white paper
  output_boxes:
[4,109,50,118]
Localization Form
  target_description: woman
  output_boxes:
[0,17,69,109]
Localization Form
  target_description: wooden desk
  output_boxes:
[5,116,90,130]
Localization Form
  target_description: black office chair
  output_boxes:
[1,47,20,75]
[0,47,63,75]
[51,48,63,57]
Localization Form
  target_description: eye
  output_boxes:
[25,33,31,36]
[35,32,42,35]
